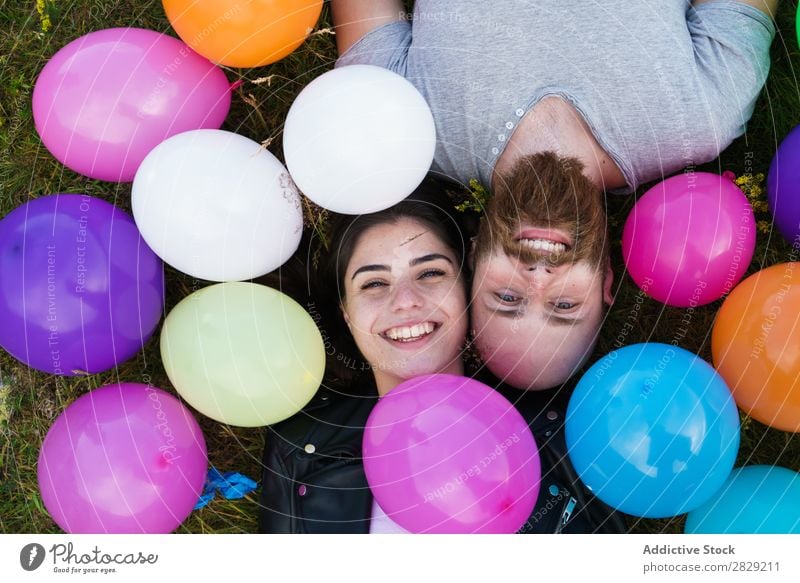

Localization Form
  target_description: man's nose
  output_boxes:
[390,281,424,311]
[525,261,557,285]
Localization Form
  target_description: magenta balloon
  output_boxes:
[621,172,755,307]
[0,194,165,375]
[363,374,540,533]
[32,28,231,182]
[38,383,207,533]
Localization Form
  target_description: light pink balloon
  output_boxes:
[32,28,232,182]
[363,374,540,533]
[622,172,756,308]
[38,383,207,533]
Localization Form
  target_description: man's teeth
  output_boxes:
[520,238,567,253]
[385,322,435,341]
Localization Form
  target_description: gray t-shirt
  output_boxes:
[336,1,775,192]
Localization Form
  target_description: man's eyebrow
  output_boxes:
[547,314,585,327]
[494,310,523,319]
[410,253,453,267]
[482,299,523,319]
[483,301,584,327]
[351,264,389,280]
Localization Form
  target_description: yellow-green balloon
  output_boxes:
[161,282,324,427]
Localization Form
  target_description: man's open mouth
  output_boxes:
[516,228,572,254]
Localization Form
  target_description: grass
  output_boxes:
[1,0,800,534]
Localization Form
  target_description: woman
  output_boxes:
[258,181,625,533]
[259,180,468,533]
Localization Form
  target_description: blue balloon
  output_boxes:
[565,343,740,518]
[686,465,800,533]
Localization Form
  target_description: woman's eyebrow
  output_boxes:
[350,264,389,280]
[410,253,453,266]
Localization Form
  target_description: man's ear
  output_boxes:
[603,256,615,306]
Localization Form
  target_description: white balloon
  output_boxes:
[132,129,303,282]
[283,65,436,215]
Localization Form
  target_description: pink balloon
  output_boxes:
[363,374,540,533]
[38,383,207,533]
[32,28,232,182]
[622,172,756,307]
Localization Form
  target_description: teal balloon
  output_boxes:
[566,343,740,518]
[686,465,800,533]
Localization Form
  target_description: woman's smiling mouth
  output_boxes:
[381,321,439,343]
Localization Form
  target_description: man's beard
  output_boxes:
[477,155,608,268]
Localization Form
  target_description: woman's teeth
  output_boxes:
[385,322,436,341]
[520,238,567,253]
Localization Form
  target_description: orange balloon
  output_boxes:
[163,0,323,68]
[712,262,800,432]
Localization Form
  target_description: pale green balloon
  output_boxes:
[160,281,325,427]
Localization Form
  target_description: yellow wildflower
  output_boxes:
[36,0,52,33]
[454,179,491,213]
[735,172,767,213]
[752,200,769,213]
[739,413,752,433]
[757,220,771,234]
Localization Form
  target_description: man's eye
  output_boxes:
[496,292,521,304]
[554,301,575,311]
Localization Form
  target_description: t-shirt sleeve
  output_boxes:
[686,1,775,142]
[335,20,413,77]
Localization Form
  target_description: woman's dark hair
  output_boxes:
[313,178,472,390]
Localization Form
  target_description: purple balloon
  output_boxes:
[32,27,232,182]
[0,194,164,375]
[363,374,540,533]
[38,383,207,533]
[768,123,800,248]
[622,172,755,307]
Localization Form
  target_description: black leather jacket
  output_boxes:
[259,383,627,534]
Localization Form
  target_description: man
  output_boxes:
[330,0,777,389]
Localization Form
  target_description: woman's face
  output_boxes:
[342,217,468,394]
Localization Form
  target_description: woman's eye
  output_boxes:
[361,280,388,290]
[419,268,446,279]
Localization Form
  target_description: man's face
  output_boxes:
[471,234,613,390]
[470,153,612,390]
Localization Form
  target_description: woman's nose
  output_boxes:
[390,281,424,311]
